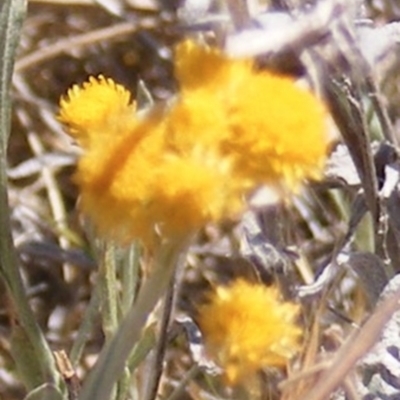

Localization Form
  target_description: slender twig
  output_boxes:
[364,74,398,147]
[54,350,81,400]
[143,274,176,400]
[166,365,201,400]
[14,22,143,72]
[21,119,73,280]
[28,0,93,4]
[343,374,362,400]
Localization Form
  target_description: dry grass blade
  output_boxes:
[15,21,140,73]
[304,285,400,400]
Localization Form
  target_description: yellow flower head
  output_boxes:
[58,40,330,247]
[58,75,136,148]
[224,73,328,189]
[175,40,329,191]
[197,279,301,384]
[63,96,243,245]
[165,90,230,154]
[174,39,251,93]
[150,150,243,237]
[73,113,165,245]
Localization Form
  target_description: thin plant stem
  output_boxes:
[143,274,176,400]
[120,242,141,316]
[128,324,157,371]
[166,365,200,400]
[99,242,119,341]
[116,367,131,400]
[364,70,398,147]
[69,281,101,366]
[25,128,72,281]
[28,0,93,4]
[79,237,191,400]
[14,22,145,72]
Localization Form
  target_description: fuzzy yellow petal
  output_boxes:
[175,39,251,94]
[74,111,166,245]
[73,104,243,245]
[224,72,328,189]
[198,279,301,384]
[165,90,230,153]
[175,40,329,190]
[58,75,136,147]
[150,151,243,236]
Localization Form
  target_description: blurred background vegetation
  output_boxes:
[2,0,400,399]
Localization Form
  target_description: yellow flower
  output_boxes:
[165,90,230,153]
[74,111,167,245]
[58,75,136,148]
[150,150,243,237]
[58,40,329,246]
[174,39,251,95]
[175,40,329,191]
[197,279,301,384]
[60,82,243,245]
[224,73,328,189]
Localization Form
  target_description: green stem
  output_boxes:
[99,243,119,341]
[79,237,190,400]
[69,282,101,366]
[120,242,141,316]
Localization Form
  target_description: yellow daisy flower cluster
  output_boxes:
[197,279,301,384]
[58,40,328,246]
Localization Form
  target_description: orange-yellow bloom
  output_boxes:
[165,90,230,153]
[197,279,302,384]
[174,39,251,96]
[58,40,329,246]
[174,40,329,191]
[58,75,136,148]
[59,83,243,245]
[224,73,327,188]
